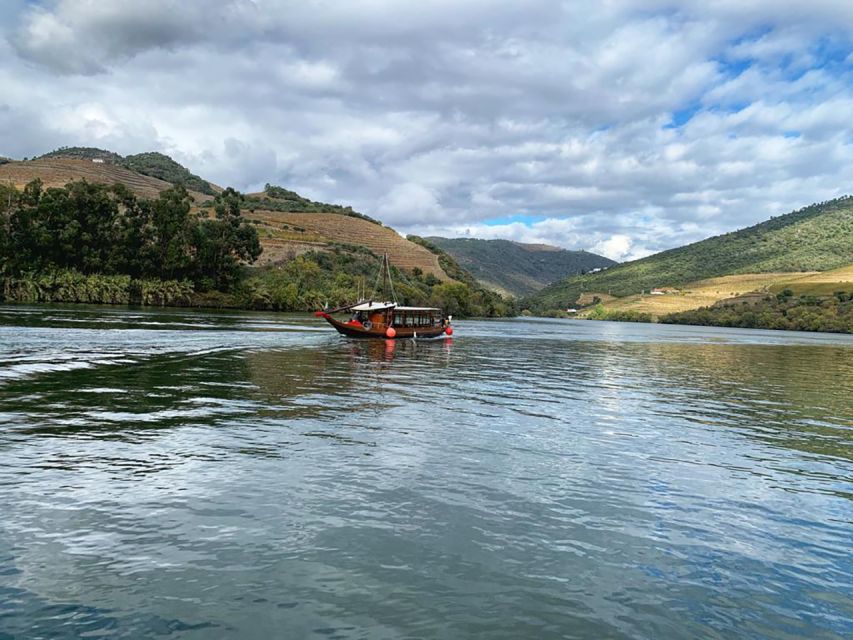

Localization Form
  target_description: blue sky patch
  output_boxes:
[483,214,545,226]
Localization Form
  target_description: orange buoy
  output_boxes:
[445,326,453,336]
[385,327,397,338]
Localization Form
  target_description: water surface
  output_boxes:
[1,306,851,639]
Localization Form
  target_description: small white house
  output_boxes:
[92,158,104,164]
[566,308,578,314]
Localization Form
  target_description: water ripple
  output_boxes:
[0,307,851,639]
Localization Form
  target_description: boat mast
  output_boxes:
[382,253,388,300]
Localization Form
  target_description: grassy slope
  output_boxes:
[527,195,853,311]
[587,273,817,317]
[427,237,616,297]
[579,265,853,319]
[766,264,853,296]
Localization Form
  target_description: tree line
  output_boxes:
[0,179,260,293]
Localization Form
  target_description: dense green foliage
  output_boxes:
[585,305,653,323]
[122,152,216,195]
[661,291,853,334]
[428,236,615,296]
[527,195,853,311]
[0,179,260,293]
[240,184,382,225]
[237,247,516,317]
[36,146,124,164]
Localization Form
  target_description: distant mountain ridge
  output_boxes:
[525,195,853,311]
[427,237,616,297]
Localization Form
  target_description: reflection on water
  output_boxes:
[0,306,851,639]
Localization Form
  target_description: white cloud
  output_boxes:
[377,183,443,225]
[2,1,853,258]
[593,235,636,262]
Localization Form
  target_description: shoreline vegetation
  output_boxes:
[0,178,515,318]
[660,291,853,334]
[532,293,853,334]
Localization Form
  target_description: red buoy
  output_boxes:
[445,326,453,336]
[385,327,397,338]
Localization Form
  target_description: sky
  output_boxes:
[1,1,852,261]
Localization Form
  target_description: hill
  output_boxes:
[247,210,450,279]
[244,184,382,225]
[0,157,211,201]
[427,237,616,296]
[526,195,853,311]
[231,183,449,278]
[122,152,216,195]
[36,146,123,164]
[0,151,451,281]
[33,147,217,195]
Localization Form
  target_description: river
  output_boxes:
[0,305,851,639]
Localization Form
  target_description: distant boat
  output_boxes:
[314,254,453,339]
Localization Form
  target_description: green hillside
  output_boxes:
[526,195,853,311]
[122,152,215,195]
[427,237,616,296]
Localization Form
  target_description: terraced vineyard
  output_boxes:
[0,158,213,202]
[249,210,450,279]
[3,155,452,281]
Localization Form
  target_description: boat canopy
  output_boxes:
[348,301,397,311]
[395,306,442,312]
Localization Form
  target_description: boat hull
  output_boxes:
[319,314,448,339]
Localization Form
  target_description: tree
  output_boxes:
[192,188,260,290]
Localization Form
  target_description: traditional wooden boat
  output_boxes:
[314,255,453,339]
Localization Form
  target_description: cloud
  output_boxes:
[377,183,444,226]
[2,1,853,259]
[593,235,635,262]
